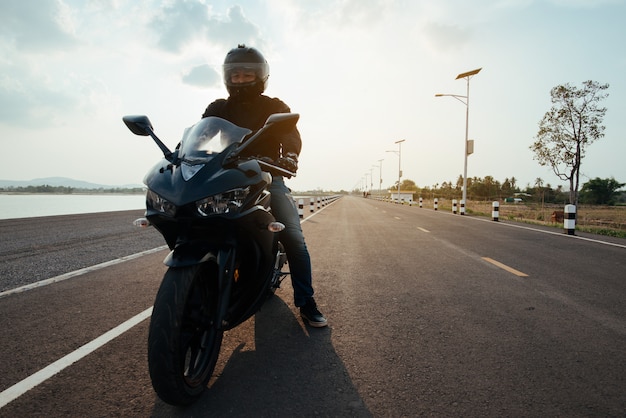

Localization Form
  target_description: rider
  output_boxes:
[201,44,327,327]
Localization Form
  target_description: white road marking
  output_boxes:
[482,257,529,277]
[0,197,342,408]
[0,307,152,409]
[0,246,168,299]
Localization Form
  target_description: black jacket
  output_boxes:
[202,95,301,161]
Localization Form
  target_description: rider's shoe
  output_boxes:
[300,298,328,327]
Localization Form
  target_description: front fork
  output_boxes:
[271,241,290,290]
[216,246,236,329]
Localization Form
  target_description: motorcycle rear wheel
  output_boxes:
[148,262,223,406]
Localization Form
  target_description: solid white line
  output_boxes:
[0,246,168,299]
[0,307,153,409]
[468,216,626,249]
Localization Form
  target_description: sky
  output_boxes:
[1,0,625,193]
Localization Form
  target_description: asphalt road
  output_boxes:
[0,198,625,417]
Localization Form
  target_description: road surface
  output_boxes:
[1,198,625,416]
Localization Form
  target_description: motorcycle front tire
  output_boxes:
[148,262,224,406]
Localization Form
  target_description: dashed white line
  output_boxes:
[482,257,529,277]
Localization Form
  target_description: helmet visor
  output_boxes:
[223,62,269,86]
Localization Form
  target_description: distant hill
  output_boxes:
[0,177,143,189]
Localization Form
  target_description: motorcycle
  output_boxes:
[122,112,299,406]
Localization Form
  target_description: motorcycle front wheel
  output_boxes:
[148,262,223,406]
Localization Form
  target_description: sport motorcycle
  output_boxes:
[123,112,298,405]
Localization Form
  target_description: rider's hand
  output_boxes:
[276,152,298,173]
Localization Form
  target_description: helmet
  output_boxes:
[223,44,269,99]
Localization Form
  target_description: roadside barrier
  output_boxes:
[298,199,304,218]
[564,204,576,235]
[492,201,499,221]
[295,195,342,218]
[375,197,582,236]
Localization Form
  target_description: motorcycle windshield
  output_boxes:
[179,117,252,165]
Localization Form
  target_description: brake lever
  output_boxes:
[257,159,296,178]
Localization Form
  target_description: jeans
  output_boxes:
[269,177,314,307]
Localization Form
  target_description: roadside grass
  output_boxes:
[417,199,626,239]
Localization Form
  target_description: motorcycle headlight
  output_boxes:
[196,187,250,216]
[146,190,177,216]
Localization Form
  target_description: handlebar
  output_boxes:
[257,159,296,178]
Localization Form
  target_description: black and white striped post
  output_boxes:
[434,198,438,211]
[564,204,576,235]
[419,197,423,208]
[310,197,315,213]
[452,199,458,214]
[317,197,321,210]
[460,199,466,215]
[298,198,304,218]
[492,201,499,221]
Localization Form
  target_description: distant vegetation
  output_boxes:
[373,176,626,206]
[0,185,145,194]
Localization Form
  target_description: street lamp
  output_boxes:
[436,67,481,213]
[386,139,405,203]
[377,159,383,198]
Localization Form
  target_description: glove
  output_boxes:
[276,152,298,173]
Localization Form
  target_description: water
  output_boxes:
[0,194,146,220]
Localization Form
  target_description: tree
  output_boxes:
[389,179,418,192]
[530,80,609,205]
[579,177,625,205]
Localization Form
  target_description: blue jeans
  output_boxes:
[269,177,314,307]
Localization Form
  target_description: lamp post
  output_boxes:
[377,159,383,198]
[386,139,405,203]
[436,67,481,212]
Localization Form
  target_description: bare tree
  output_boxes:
[530,80,609,205]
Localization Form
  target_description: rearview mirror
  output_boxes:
[122,115,154,136]
[122,114,174,162]
[262,113,300,135]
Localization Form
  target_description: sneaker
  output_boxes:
[300,298,328,327]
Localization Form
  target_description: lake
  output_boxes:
[0,194,146,220]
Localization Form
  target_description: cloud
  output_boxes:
[421,21,473,52]
[150,2,265,54]
[181,64,221,87]
[0,0,82,127]
[0,0,77,51]
[334,0,391,26]
[0,71,77,127]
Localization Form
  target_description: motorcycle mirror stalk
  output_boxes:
[225,113,299,164]
[122,115,178,163]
